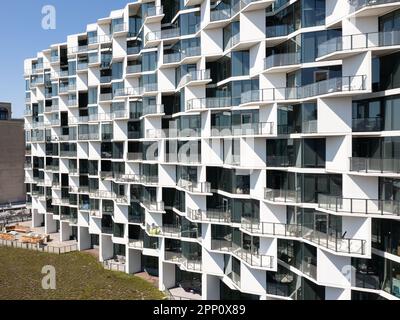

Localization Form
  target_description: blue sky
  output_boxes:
[0,0,132,118]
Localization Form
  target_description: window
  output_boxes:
[142,52,157,72]
[232,51,250,77]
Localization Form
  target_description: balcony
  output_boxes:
[178,70,211,87]
[60,214,78,224]
[350,157,400,174]
[186,97,232,111]
[241,75,367,105]
[141,104,164,117]
[318,194,400,217]
[126,64,142,75]
[352,117,382,132]
[187,208,232,224]
[142,200,164,212]
[317,30,400,61]
[99,93,113,101]
[114,173,158,185]
[211,122,274,137]
[264,52,301,72]
[349,0,400,17]
[177,180,211,194]
[112,23,128,34]
[143,5,163,19]
[241,218,367,256]
[114,87,143,97]
[264,188,301,204]
[77,61,88,70]
[164,251,202,272]
[211,240,274,269]
[128,239,144,249]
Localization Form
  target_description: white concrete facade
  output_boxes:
[24,0,400,300]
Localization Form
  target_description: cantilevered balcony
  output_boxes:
[143,5,164,19]
[164,250,202,272]
[114,173,158,185]
[264,52,301,73]
[211,122,274,137]
[349,0,400,17]
[317,30,400,61]
[178,70,211,87]
[142,104,164,117]
[211,239,274,269]
[241,218,367,256]
[264,188,301,204]
[177,179,211,194]
[187,208,232,224]
[126,64,142,75]
[318,194,400,217]
[186,97,232,111]
[352,117,383,132]
[350,157,400,174]
[241,75,367,105]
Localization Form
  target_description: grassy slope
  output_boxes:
[0,247,165,300]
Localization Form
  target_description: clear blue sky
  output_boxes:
[0,0,132,118]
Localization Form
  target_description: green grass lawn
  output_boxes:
[0,247,165,300]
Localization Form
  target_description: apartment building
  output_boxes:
[0,102,25,205]
[24,0,400,300]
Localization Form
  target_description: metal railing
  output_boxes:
[350,157,400,173]
[241,218,367,255]
[318,194,400,217]
[241,75,367,104]
[103,260,126,272]
[0,239,78,255]
[211,239,274,269]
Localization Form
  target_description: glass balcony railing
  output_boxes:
[164,251,202,272]
[352,117,383,132]
[177,180,211,194]
[264,52,301,70]
[142,104,164,117]
[127,46,141,55]
[211,239,274,269]
[264,188,301,203]
[143,5,163,18]
[126,64,142,74]
[241,75,367,104]
[187,97,232,111]
[178,69,211,87]
[350,0,400,11]
[350,157,400,173]
[242,218,367,255]
[266,24,294,38]
[317,30,400,58]
[211,122,274,136]
[187,207,232,224]
[318,194,400,217]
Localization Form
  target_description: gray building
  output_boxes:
[0,102,25,205]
